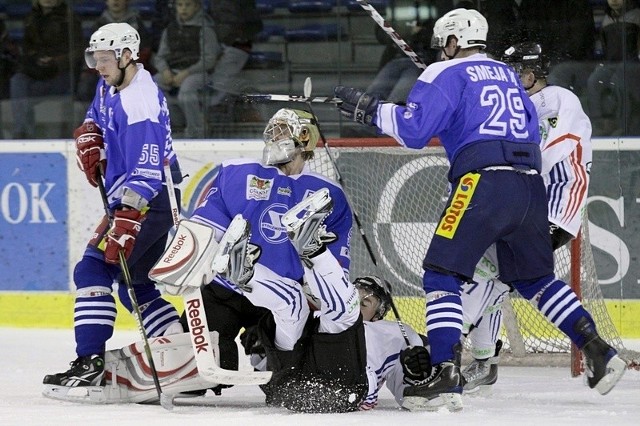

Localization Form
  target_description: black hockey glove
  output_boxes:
[240,325,265,356]
[400,346,432,384]
[334,86,380,126]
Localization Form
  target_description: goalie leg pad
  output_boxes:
[149,219,219,294]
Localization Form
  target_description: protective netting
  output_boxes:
[309,142,639,369]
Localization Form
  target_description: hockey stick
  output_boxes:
[242,93,342,104]
[356,0,427,70]
[302,78,412,345]
[96,169,174,411]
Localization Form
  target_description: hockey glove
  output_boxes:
[334,86,380,126]
[400,345,432,384]
[104,208,143,264]
[74,121,105,187]
[240,325,265,356]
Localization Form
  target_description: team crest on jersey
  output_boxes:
[247,175,273,200]
[548,117,558,128]
[259,203,290,243]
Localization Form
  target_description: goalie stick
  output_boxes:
[356,0,427,70]
[96,168,174,411]
[302,78,412,346]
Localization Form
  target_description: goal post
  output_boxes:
[309,137,638,372]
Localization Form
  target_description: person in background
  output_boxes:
[153,0,220,138]
[9,0,83,139]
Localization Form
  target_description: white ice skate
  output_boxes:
[281,188,337,267]
[212,214,261,292]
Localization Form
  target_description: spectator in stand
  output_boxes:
[518,0,597,97]
[9,0,83,139]
[153,0,220,138]
[587,0,640,135]
[77,0,154,102]
[207,0,263,107]
[1,18,19,100]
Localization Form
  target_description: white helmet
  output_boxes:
[262,109,319,165]
[85,23,140,68]
[431,8,488,50]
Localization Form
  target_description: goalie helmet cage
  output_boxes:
[308,138,639,375]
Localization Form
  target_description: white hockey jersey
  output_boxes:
[361,320,424,409]
[532,85,592,237]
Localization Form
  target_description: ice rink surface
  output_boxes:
[2,328,638,426]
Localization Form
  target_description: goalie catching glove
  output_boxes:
[74,121,105,187]
[334,86,380,126]
[104,208,143,264]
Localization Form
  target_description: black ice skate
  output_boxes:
[462,340,502,394]
[43,354,105,387]
[212,214,261,292]
[577,320,627,395]
[402,361,463,412]
[281,188,337,267]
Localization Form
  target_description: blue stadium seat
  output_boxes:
[5,3,32,19]
[74,1,105,17]
[255,24,286,42]
[288,1,335,13]
[132,0,156,18]
[245,51,284,69]
[284,23,347,42]
[345,0,387,11]
[8,27,25,43]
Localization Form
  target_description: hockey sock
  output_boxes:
[423,270,463,364]
[74,286,116,356]
[513,275,595,348]
[117,283,180,337]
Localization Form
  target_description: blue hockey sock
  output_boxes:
[423,270,463,364]
[513,275,595,348]
[74,292,116,356]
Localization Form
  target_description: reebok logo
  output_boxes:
[163,234,187,263]
[186,298,208,353]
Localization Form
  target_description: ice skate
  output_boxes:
[462,340,502,394]
[43,355,105,387]
[402,361,463,412]
[281,188,337,267]
[582,335,627,395]
[212,214,261,292]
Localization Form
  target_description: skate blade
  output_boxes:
[595,355,627,395]
[463,383,494,396]
[211,215,249,274]
[281,188,331,232]
[43,384,107,404]
[403,392,463,412]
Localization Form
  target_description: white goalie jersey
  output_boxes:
[533,85,592,237]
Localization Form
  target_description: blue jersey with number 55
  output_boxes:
[375,53,540,162]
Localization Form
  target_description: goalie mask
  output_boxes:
[262,109,320,165]
[85,23,140,69]
[502,42,550,79]
[354,276,392,321]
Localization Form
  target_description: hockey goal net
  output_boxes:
[309,138,639,375]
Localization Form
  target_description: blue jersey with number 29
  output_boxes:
[375,53,540,163]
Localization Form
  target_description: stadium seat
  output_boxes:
[244,51,284,69]
[8,27,25,43]
[5,3,32,20]
[255,24,286,42]
[256,0,289,14]
[132,0,156,18]
[73,1,105,17]
[284,23,347,42]
[345,0,388,11]
[288,1,335,13]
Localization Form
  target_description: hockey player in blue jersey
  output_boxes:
[43,23,182,392]
[334,8,626,412]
